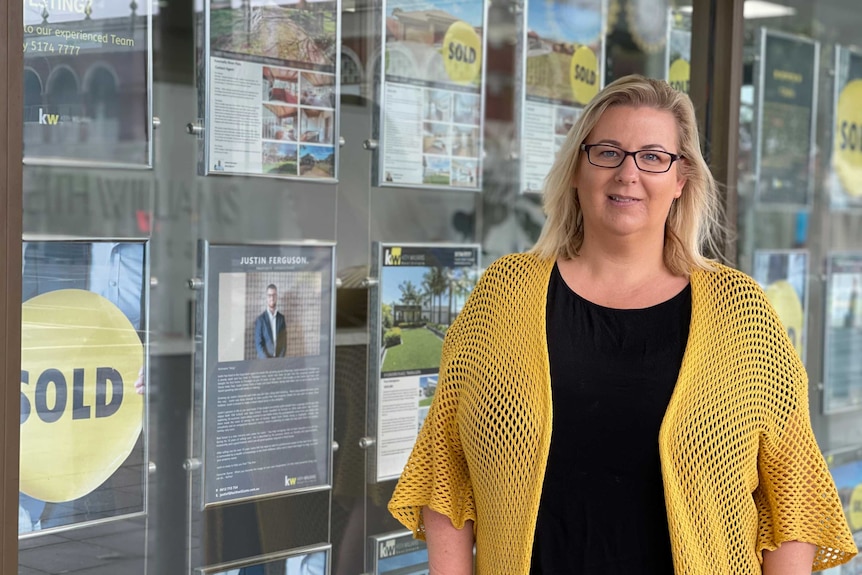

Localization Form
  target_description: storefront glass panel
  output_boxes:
[736,1,862,570]
[15,0,706,574]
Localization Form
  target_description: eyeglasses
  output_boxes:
[580,144,684,173]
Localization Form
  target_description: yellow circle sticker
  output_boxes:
[20,290,143,503]
[669,58,691,94]
[764,280,804,357]
[442,21,482,84]
[570,46,599,105]
[834,79,862,198]
[849,483,862,531]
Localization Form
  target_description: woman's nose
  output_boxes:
[614,155,640,183]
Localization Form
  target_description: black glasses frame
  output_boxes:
[579,143,684,173]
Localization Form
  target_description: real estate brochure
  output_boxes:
[519,0,604,194]
[377,0,486,190]
[370,244,480,481]
[205,0,340,180]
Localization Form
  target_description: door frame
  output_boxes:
[1,1,24,570]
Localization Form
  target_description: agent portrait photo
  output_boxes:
[254,284,287,358]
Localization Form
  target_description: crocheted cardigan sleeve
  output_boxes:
[386,269,479,537]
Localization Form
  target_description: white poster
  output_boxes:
[370,244,480,481]
[519,0,604,194]
[204,0,340,180]
[377,0,486,191]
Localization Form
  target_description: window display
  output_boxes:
[824,253,862,414]
[199,545,330,575]
[752,250,809,362]
[368,243,480,482]
[370,530,429,575]
[19,240,148,533]
[830,46,862,210]
[202,0,341,180]
[375,0,486,190]
[22,0,152,167]
[517,0,603,194]
[754,29,818,207]
[197,242,336,506]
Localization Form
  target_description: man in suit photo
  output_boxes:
[255,283,287,358]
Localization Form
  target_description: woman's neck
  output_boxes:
[558,240,687,308]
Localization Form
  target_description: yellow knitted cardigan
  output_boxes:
[388,253,857,574]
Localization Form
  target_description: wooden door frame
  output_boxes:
[690,0,745,265]
[1,0,23,570]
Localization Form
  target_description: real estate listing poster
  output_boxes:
[370,530,430,575]
[201,243,335,506]
[23,0,152,167]
[19,240,148,534]
[666,9,691,94]
[376,0,486,191]
[824,253,862,414]
[752,250,809,363]
[754,29,818,207]
[830,46,862,211]
[204,0,340,180]
[822,450,862,575]
[519,0,604,194]
[370,244,480,482]
[199,545,330,575]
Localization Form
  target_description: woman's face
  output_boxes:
[573,105,686,245]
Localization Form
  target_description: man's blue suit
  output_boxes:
[254,310,287,358]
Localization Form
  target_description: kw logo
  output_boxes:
[384,247,402,266]
[38,108,60,125]
[379,539,397,558]
[285,476,297,486]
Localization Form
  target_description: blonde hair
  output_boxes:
[529,75,724,275]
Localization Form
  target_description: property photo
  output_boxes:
[262,141,298,174]
[262,104,299,141]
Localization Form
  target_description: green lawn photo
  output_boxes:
[422,174,450,185]
[265,160,298,174]
[381,327,444,372]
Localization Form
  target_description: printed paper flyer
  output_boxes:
[830,46,862,211]
[666,10,691,94]
[23,0,151,166]
[824,253,862,414]
[520,0,604,194]
[822,453,862,575]
[371,530,430,575]
[202,243,335,505]
[755,29,818,207]
[206,0,339,180]
[205,547,329,575]
[378,0,485,190]
[372,244,480,481]
[19,241,147,534]
[752,250,808,362]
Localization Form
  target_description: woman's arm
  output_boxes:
[424,506,474,575]
[762,541,816,575]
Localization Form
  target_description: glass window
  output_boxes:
[16,0,700,573]
[736,2,862,569]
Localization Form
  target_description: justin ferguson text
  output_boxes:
[240,256,309,265]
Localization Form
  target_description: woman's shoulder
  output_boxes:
[483,252,555,281]
[466,253,554,309]
[692,261,765,298]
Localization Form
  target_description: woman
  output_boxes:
[388,75,857,574]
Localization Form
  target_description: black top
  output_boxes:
[530,264,692,575]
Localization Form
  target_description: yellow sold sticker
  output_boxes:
[20,290,143,502]
[442,21,482,84]
[669,58,690,94]
[834,79,862,197]
[764,280,804,357]
[849,483,862,531]
[570,45,599,105]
